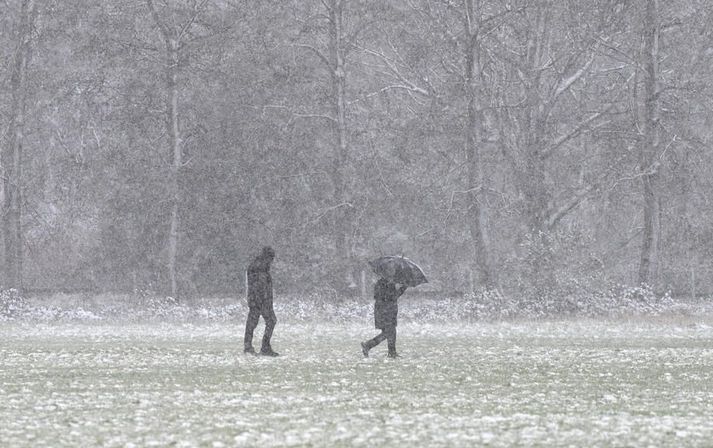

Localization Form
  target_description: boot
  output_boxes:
[387,350,400,358]
[260,346,280,357]
[244,345,256,355]
[361,342,370,358]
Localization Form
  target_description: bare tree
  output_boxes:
[486,1,624,289]
[363,0,505,289]
[635,0,661,286]
[2,0,36,292]
[461,0,499,289]
[293,0,368,290]
[145,0,210,297]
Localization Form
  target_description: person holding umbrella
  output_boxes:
[361,256,428,358]
[361,278,408,358]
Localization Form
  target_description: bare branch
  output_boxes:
[293,43,332,70]
[310,202,354,224]
[552,51,595,100]
[543,108,613,158]
[261,104,337,124]
[177,0,211,42]
[349,84,429,107]
[546,184,599,230]
[293,113,338,123]
[359,46,430,98]
[146,0,172,46]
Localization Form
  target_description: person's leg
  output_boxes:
[369,331,387,347]
[260,304,279,356]
[386,326,398,357]
[244,307,260,353]
[361,330,387,357]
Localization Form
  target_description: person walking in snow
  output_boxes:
[361,278,407,358]
[244,246,280,356]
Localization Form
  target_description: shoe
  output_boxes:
[387,351,400,358]
[259,348,280,357]
[361,342,369,358]
[244,346,256,355]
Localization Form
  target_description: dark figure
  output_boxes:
[244,246,279,356]
[361,278,407,358]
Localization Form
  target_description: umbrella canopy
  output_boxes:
[368,256,428,287]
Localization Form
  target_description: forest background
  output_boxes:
[2,0,712,303]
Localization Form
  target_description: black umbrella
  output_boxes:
[368,256,428,287]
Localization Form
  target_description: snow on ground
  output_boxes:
[1,318,713,447]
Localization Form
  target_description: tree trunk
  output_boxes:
[463,0,494,289]
[2,0,34,292]
[520,2,555,294]
[523,2,550,235]
[637,0,660,286]
[328,0,353,289]
[146,0,185,297]
[166,40,181,297]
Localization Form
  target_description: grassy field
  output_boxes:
[2,318,713,447]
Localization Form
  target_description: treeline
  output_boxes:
[1,0,712,299]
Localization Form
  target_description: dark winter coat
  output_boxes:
[247,255,273,310]
[373,278,407,329]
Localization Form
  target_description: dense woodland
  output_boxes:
[1,0,713,300]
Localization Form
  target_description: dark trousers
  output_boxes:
[244,304,276,351]
[364,325,397,354]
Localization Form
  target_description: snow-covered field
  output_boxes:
[2,318,713,447]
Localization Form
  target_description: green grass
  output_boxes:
[1,318,713,447]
